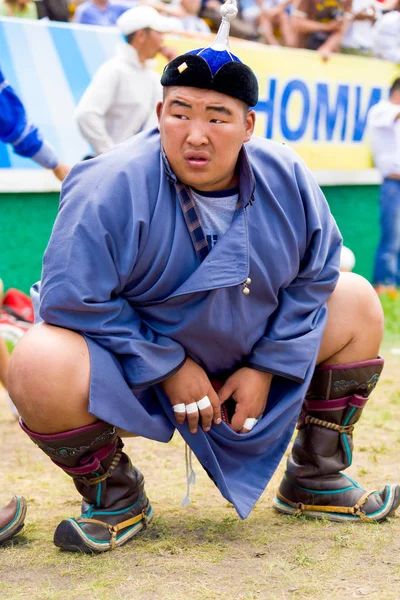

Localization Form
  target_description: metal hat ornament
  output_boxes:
[160,0,259,107]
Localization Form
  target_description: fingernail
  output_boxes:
[216,418,222,424]
[204,427,210,432]
[191,429,198,434]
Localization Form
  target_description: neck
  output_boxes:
[93,0,108,8]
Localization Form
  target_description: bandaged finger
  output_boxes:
[242,417,258,431]
[197,396,211,411]
[185,402,199,415]
[172,403,186,413]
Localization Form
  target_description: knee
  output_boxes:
[334,272,384,338]
[8,323,90,422]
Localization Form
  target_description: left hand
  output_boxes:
[217,367,273,433]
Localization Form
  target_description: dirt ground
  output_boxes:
[0,351,399,600]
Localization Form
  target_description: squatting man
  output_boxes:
[7,0,400,552]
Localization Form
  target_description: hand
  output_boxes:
[161,357,222,433]
[159,46,178,62]
[218,368,273,433]
[52,162,70,182]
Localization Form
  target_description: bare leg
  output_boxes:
[0,337,9,390]
[8,323,96,433]
[317,272,384,365]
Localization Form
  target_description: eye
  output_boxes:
[210,119,224,124]
[173,114,189,120]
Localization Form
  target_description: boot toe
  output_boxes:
[54,503,154,553]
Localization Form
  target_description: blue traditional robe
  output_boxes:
[32,128,342,519]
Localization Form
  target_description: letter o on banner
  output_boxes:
[280,79,310,142]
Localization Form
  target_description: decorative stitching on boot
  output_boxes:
[304,416,354,434]
[276,490,375,522]
[39,427,117,460]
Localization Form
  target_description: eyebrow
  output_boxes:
[168,99,233,116]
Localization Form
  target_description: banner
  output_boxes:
[1,17,399,172]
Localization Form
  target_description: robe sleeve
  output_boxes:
[0,69,59,168]
[247,161,342,384]
[38,159,186,388]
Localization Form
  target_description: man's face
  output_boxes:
[142,29,164,60]
[157,87,255,192]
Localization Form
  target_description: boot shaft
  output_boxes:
[21,420,145,509]
[288,358,384,479]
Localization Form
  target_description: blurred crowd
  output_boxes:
[1,0,400,62]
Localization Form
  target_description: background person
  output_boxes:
[73,0,132,26]
[75,5,175,156]
[367,77,400,295]
[291,0,353,59]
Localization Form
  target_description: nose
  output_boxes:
[186,120,208,146]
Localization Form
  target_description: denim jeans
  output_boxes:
[373,178,400,286]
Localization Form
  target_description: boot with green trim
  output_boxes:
[0,496,27,543]
[273,358,400,522]
[20,420,152,552]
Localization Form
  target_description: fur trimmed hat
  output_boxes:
[160,48,259,107]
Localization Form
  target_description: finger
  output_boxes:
[197,396,214,432]
[217,378,236,403]
[239,417,259,434]
[185,401,199,434]
[207,386,222,425]
[230,403,248,433]
[171,401,187,425]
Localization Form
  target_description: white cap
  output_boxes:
[117,6,172,35]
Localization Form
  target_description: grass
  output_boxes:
[0,301,400,599]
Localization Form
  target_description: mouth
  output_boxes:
[183,151,210,168]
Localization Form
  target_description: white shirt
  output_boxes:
[372,10,400,63]
[75,43,161,155]
[367,99,400,177]
[341,0,379,51]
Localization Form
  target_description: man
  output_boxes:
[367,77,400,294]
[291,0,353,59]
[8,0,400,554]
[73,0,131,26]
[0,66,69,544]
[75,5,175,157]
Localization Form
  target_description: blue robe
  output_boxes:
[0,67,58,168]
[32,128,342,519]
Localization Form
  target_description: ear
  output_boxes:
[156,101,163,126]
[243,110,256,143]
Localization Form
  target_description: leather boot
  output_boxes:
[20,420,152,552]
[274,357,400,522]
[0,496,27,543]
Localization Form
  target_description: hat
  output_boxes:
[117,6,172,35]
[160,0,258,107]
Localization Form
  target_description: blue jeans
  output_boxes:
[373,178,400,286]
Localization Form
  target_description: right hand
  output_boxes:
[161,357,222,434]
[52,162,71,182]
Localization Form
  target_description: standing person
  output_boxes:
[367,78,400,295]
[0,67,69,544]
[8,0,400,554]
[75,5,175,157]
